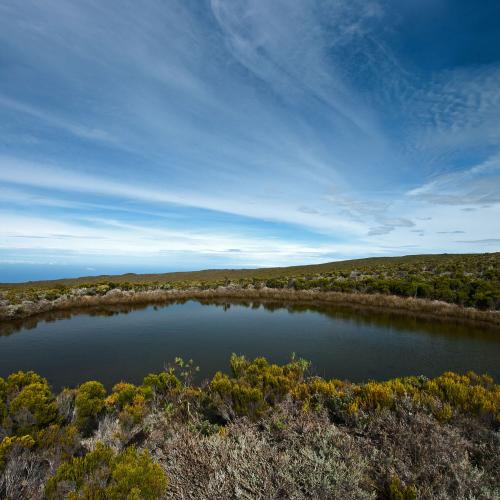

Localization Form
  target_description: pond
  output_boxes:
[0,299,498,391]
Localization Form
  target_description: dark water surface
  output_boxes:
[0,300,498,390]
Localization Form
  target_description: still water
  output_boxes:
[0,300,498,390]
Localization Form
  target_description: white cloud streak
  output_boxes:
[0,0,499,268]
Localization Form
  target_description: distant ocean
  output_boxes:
[0,264,180,283]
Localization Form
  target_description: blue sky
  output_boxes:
[1,0,500,281]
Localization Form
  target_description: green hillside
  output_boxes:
[3,252,499,288]
[1,253,498,312]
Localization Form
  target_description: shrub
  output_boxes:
[5,371,46,395]
[291,377,343,411]
[106,446,168,499]
[36,424,80,459]
[74,381,106,433]
[0,435,35,470]
[0,377,6,423]
[423,371,499,423]
[355,382,395,411]
[95,284,110,295]
[142,371,181,398]
[209,354,310,420]
[388,476,417,500]
[105,383,138,409]
[8,381,59,434]
[106,382,149,426]
[44,442,168,499]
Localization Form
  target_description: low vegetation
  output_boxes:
[0,356,498,498]
[0,253,499,325]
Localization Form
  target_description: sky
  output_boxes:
[1,0,500,282]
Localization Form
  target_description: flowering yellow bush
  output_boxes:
[423,371,499,422]
[355,382,395,411]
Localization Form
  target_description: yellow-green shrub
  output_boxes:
[142,370,182,398]
[355,382,395,411]
[106,445,168,499]
[337,371,500,423]
[6,371,47,395]
[74,381,106,432]
[44,442,168,499]
[423,371,499,422]
[388,476,417,500]
[209,354,310,419]
[106,382,149,425]
[9,381,59,434]
[36,424,79,459]
[0,377,6,423]
[0,434,35,470]
[210,371,268,419]
[291,378,343,411]
[95,284,110,295]
[105,382,138,408]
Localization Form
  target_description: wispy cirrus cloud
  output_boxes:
[0,96,116,144]
[0,0,499,278]
[0,156,364,235]
[407,152,500,206]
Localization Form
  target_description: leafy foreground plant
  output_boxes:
[0,355,499,499]
[45,443,167,499]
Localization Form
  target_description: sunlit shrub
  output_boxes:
[142,370,182,397]
[43,289,63,301]
[5,371,47,395]
[106,382,149,426]
[105,382,138,409]
[44,442,168,499]
[209,354,310,420]
[9,381,59,434]
[423,371,499,423]
[355,382,395,411]
[210,371,267,420]
[95,284,110,295]
[74,381,106,433]
[107,445,168,499]
[291,377,344,411]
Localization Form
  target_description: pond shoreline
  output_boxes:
[1,287,499,328]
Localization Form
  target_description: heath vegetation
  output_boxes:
[0,355,498,498]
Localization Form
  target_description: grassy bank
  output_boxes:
[1,253,499,326]
[1,287,499,328]
[0,355,498,498]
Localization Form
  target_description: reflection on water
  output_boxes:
[0,299,498,391]
[2,299,497,341]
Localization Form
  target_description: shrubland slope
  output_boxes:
[1,254,498,321]
[2,252,498,288]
